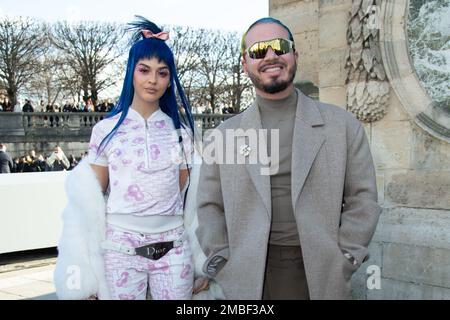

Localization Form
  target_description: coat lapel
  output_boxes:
[238,102,272,219]
[291,90,325,212]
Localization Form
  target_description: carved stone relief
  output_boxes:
[346,0,390,123]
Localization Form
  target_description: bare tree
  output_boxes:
[169,26,202,81]
[0,17,47,106]
[0,18,252,114]
[221,32,253,113]
[51,21,127,106]
[25,24,69,107]
[194,30,231,113]
[167,25,205,107]
[57,59,84,106]
[187,30,253,114]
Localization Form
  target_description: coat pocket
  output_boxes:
[340,252,359,281]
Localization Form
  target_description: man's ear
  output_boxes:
[242,56,248,75]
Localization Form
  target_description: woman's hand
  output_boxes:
[193,277,210,295]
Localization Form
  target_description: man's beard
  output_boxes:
[248,62,297,94]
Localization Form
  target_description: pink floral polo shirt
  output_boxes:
[88,108,193,217]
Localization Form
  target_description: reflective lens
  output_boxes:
[246,38,295,60]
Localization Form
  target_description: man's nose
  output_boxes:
[263,47,278,60]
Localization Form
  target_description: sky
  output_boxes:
[0,0,269,32]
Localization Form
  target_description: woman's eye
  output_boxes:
[138,68,149,74]
[159,71,169,77]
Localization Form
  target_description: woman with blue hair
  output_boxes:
[54,16,197,300]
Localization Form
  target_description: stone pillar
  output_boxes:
[317,0,352,107]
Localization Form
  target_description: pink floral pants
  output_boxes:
[103,224,193,300]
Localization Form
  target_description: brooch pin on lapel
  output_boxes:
[239,144,252,157]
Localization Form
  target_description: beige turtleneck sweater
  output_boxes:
[257,89,300,246]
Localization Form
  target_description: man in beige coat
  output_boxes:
[195,17,381,300]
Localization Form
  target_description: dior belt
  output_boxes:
[101,231,186,260]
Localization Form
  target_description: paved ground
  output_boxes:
[0,249,57,300]
[0,265,57,300]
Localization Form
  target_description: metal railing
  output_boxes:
[0,112,236,139]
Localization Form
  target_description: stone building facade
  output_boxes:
[270,0,450,299]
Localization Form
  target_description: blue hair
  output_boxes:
[98,16,195,156]
[240,17,295,56]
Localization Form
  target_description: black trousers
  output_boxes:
[262,245,310,300]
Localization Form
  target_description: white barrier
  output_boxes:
[0,172,67,254]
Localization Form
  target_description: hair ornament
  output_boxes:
[141,30,169,41]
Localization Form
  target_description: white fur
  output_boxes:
[53,158,110,300]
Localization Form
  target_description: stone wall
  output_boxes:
[0,112,232,159]
[353,90,450,300]
[270,0,450,299]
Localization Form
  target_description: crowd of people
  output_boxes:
[221,106,238,114]
[0,97,240,115]
[0,143,87,174]
[0,97,116,114]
